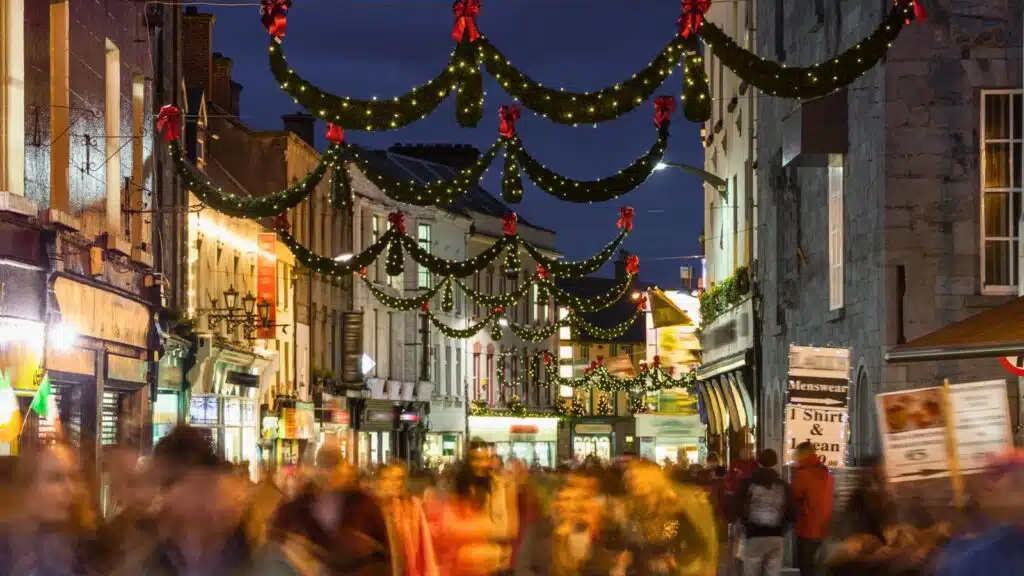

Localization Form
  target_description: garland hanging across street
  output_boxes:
[345,101,673,207]
[264,1,920,129]
[548,354,697,393]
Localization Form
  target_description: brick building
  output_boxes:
[755,0,1022,461]
[1,0,159,475]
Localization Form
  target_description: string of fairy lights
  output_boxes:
[266,1,921,129]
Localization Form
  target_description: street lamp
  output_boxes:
[223,286,239,311]
[242,292,257,316]
[654,161,729,199]
[256,299,272,328]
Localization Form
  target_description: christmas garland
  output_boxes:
[423,304,642,343]
[699,1,922,99]
[167,139,340,219]
[262,1,920,129]
[549,360,697,393]
[278,227,393,276]
[345,140,504,207]
[470,400,562,420]
[502,103,672,203]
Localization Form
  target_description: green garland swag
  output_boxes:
[476,36,691,125]
[267,2,917,129]
[700,1,918,99]
[360,275,449,312]
[278,227,392,276]
[268,42,461,131]
[170,140,339,219]
[521,228,627,278]
[424,304,640,343]
[470,402,562,420]
[346,140,504,207]
[550,364,696,393]
[503,121,670,203]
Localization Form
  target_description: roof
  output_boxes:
[555,275,654,344]
[886,296,1024,362]
[353,145,553,233]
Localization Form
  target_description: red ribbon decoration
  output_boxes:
[636,293,648,310]
[422,301,431,312]
[272,213,290,232]
[491,305,505,314]
[652,355,661,368]
[654,95,676,128]
[543,352,552,366]
[388,211,406,235]
[905,0,927,24]
[451,0,481,43]
[359,267,368,278]
[626,254,639,276]
[156,105,181,143]
[617,206,635,232]
[502,212,518,236]
[325,123,345,145]
[536,264,549,279]
[261,0,290,40]
[596,356,604,365]
[498,104,520,139]
[677,0,711,38]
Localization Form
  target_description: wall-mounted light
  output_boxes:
[50,323,78,351]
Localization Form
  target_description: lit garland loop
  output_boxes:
[424,305,643,343]
[169,140,340,219]
[265,1,918,129]
[549,361,697,393]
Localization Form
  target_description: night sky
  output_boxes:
[207,0,705,288]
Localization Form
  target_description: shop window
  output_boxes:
[828,155,845,310]
[472,352,481,400]
[417,223,432,288]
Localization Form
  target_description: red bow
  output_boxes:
[543,352,552,366]
[261,0,290,40]
[388,211,406,234]
[904,0,927,23]
[654,95,676,128]
[451,0,481,42]
[636,293,648,310]
[617,206,635,232]
[491,305,505,314]
[499,104,520,139]
[596,356,604,365]
[272,213,290,232]
[677,0,711,38]
[325,123,345,145]
[422,301,431,312]
[652,355,661,368]
[536,264,549,279]
[626,254,639,275]
[156,105,181,143]
[502,212,518,236]
[359,267,368,278]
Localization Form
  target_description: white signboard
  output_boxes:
[876,387,950,483]
[785,405,848,468]
[949,379,1012,474]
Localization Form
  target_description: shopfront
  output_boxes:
[154,333,190,445]
[273,401,315,466]
[187,343,266,478]
[468,416,558,467]
[697,297,758,461]
[572,422,615,461]
[635,413,706,464]
[424,402,466,469]
[355,399,396,468]
[317,392,351,462]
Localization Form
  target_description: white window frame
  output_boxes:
[980,89,1023,294]
[417,223,432,289]
[828,154,844,311]
[370,214,380,283]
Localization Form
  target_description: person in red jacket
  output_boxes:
[791,442,834,575]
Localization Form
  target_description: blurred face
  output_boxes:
[162,469,243,540]
[378,466,406,500]
[32,445,79,524]
[626,463,665,499]
[706,455,720,468]
[469,448,491,478]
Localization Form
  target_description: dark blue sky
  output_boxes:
[208,0,705,288]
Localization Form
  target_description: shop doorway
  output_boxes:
[573,435,612,461]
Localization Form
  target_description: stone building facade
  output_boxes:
[755,0,1022,461]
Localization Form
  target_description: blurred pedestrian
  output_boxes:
[736,449,793,576]
[791,442,834,576]
[378,463,438,576]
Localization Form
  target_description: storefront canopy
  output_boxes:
[886,296,1024,362]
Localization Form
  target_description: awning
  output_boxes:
[648,288,694,328]
[885,296,1024,362]
[697,366,755,434]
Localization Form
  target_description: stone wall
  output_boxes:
[755,0,1021,460]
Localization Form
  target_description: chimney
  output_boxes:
[614,249,631,281]
[211,53,233,114]
[182,9,215,97]
[230,81,243,117]
[387,144,480,169]
[282,113,316,148]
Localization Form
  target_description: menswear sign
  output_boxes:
[785,345,851,468]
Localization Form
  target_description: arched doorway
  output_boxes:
[852,367,877,464]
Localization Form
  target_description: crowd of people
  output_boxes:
[0,427,1021,575]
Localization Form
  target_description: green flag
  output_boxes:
[0,370,9,391]
[30,373,52,418]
